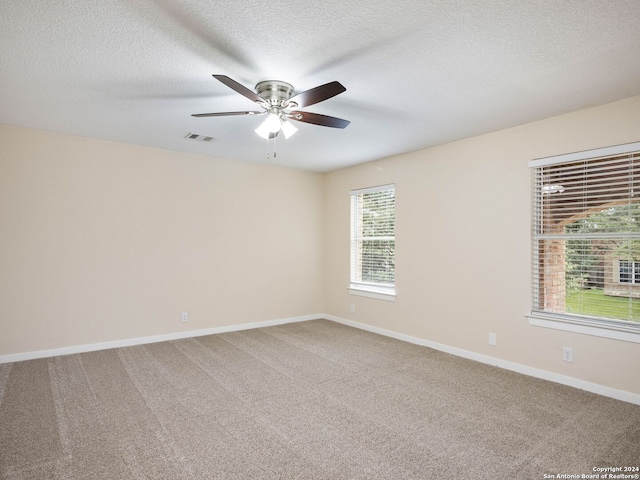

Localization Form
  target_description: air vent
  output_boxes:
[184,133,214,142]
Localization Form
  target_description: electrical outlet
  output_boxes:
[562,346,573,362]
[181,312,188,323]
[350,304,356,313]
[489,333,497,346]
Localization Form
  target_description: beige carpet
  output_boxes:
[0,319,638,479]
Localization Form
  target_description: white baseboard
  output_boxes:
[0,314,322,364]
[325,315,640,406]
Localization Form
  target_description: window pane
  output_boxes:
[361,239,395,284]
[620,260,632,283]
[350,185,395,289]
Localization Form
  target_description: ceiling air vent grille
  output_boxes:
[184,133,214,142]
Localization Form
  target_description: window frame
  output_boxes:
[349,184,396,301]
[528,141,640,344]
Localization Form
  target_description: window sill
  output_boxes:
[527,312,640,344]
[348,286,396,302]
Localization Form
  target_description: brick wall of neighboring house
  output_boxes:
[537,216,566,313]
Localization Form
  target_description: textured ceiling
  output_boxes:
[2,0,640,172]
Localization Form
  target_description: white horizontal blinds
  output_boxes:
[350,184,395,288]
[531,143,640,326]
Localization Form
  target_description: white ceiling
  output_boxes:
[2,1,640,172]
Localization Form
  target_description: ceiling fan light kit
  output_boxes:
[192,75,350,141]
[255,113,287,139]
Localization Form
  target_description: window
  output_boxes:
[529,141,640,342]
[349,184,395,300]
[619,260,640,284]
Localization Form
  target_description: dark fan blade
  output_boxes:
[286,81,346,108]
[289,111,350,128]
[192,111,264,117]
[212,75,263,103]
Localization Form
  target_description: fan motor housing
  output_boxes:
[255,80,294,105]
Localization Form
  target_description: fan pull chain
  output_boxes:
[273,133,277,158]
[266,134,278,159]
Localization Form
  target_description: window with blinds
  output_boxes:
[350,184,395,299]
[530,141,640,335]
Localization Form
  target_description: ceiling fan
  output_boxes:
[192,75,350,139]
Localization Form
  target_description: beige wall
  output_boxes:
[0,125,324,355]
[324,95,640,395]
